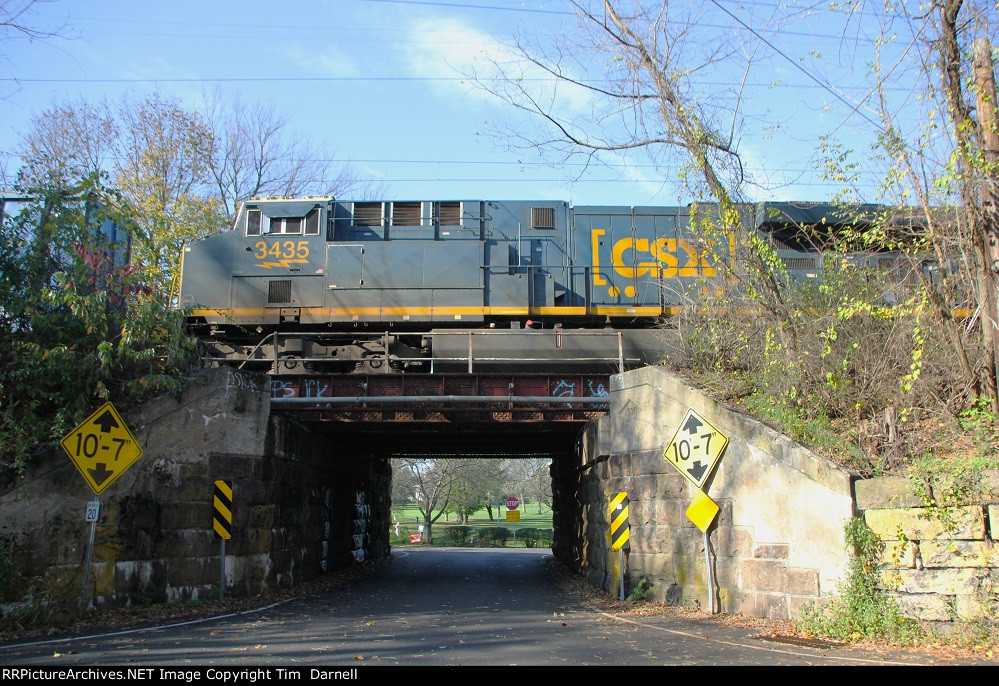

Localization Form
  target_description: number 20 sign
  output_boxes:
[663,409,729,489]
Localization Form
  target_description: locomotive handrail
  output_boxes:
[237,331,278,370]
[205,327,641,374]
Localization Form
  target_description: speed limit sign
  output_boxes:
[85,500,101,522]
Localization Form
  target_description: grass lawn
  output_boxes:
[390,503,553,548]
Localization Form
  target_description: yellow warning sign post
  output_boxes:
[685,489,721,614]
[609,491,630,550]
[61,402,143,494]
[609,491,630,600]
[213,480,233,599]
[61,402,143,615]
[213,480,233,540]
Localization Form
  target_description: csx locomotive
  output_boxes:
[178,197,901,373]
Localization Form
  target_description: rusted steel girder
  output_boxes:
[267,373,611,423]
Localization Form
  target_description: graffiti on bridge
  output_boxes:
[270,378,331,399]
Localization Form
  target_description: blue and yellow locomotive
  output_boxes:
[178,197,899,373]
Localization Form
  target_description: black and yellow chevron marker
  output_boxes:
[609,491,630,551]
[213,479,233,540]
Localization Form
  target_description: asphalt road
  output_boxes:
[0,548,993,668]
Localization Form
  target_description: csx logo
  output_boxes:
[591,229,724,283]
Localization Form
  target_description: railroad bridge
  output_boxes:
[3,350,858,622]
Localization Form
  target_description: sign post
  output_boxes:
[213,480,233,599]
[686,490,720,614]
[61,403,142,615]
[610,492,630,600]
[78,499,101,615]
[506,496,520,544]
[665,408,729,615]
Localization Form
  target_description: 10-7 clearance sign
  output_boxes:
[60,402,143,494]
[663,409,729,489]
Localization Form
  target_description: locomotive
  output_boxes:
[178,197,904,374]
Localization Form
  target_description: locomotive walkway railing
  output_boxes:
[215,329,641,374]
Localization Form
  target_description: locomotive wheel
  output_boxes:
[273,355,303,373]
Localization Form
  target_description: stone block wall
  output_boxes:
[0,368,391,613]
[856,474,998,628]
[553,366,855,620]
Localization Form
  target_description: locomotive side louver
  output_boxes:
[532,207,555,230]
[268,280,292,303]
[781,257,817,269]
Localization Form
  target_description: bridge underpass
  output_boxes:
[2,363,861,623]
[268,372,611,456]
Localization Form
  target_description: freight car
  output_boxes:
[178,197,917,373]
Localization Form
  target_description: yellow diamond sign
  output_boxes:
[686,490,720,533]
[663,408,729,489]
[61,402,143,494]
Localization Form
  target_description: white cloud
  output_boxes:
[398,16,592,115]
[278,43,359,79]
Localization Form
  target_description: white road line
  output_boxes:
[0,599,293,651]
[585,606,921,666]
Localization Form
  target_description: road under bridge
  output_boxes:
[2,363,863,626]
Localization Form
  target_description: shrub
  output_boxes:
[799,517,921,643]
[440,526,473,546]
[477,527,512,547]
[518,528,553,548]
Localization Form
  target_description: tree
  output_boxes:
[115,93,222,297]
[201,90,364,226]
[0,172,200,480]
[15,90,369,298]
[390,456,419,509]
[15,97,116,192]
[471,0,999,472]
[16,93,221,299]
[1,1,69,82]
[394,457,459,544]
[522,457,553,514]
[446,459,506,524]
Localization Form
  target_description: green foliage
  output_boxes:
[0,548,16,601]
[0,174,200,481]
[627,576,652,602]
[142,581,161,606]
[800,517,921,643]
[441,526,473,546]
[957,398,999,456]
[516,528,553,548]
[476,527,512,547]
[742,393,841,451]
[905,449,999,514]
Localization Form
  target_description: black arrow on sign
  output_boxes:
[89,463,113,486]
[93,410,119,433]
[687,461,708,482]
[682,414,703,435]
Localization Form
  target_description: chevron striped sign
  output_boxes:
[609,491,630,551]
[213,479,233,540]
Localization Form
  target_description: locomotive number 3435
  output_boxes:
[252,240,310,260]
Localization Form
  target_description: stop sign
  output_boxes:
[506,496,520,510]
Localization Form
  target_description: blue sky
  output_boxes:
[0,0,928,207]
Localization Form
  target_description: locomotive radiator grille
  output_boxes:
[268,280,292,304]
